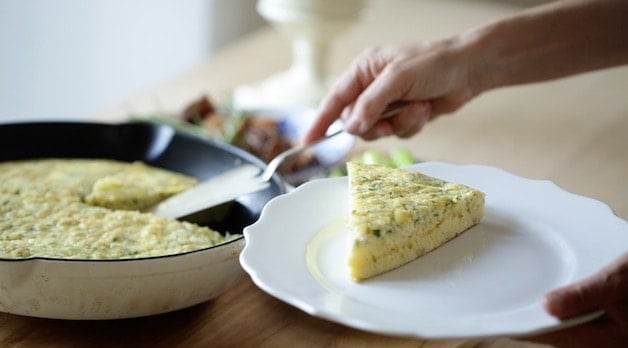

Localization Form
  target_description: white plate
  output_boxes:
[240,162,628,339]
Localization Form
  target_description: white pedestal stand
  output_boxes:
[233,0,366,112]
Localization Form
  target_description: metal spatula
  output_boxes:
[150,105,405,219]
[150,129,343,219]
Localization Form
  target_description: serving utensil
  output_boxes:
[151,105,405,219]
[150,129,343,219]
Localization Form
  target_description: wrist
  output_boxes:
[451,26,496,98]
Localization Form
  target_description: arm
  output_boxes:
[476,0,628,90]
[303,0,628,142]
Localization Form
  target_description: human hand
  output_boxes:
[523,252,628,347]
[303,0,628,144]
[303,36,483,142]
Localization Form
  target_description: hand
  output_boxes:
[523,252,628,347]
[303,1,628,144]
[303,37,483,142]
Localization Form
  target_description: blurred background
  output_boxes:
[0,0,264,121]
[0,0,547,121]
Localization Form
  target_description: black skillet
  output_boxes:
[0,120,289,319]
[0,120,287,234]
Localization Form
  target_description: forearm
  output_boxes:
[465,0,628,93]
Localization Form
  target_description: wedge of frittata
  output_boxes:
[347,162,484,281]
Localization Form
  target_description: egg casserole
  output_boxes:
[0,159,237,259]
[347,162,484,281]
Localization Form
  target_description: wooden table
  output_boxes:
[2,1,626,347]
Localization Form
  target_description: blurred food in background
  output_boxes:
[134,95,416,185]
[134,95,318,179]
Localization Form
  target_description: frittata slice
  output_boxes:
[85,161,197,210]
[347,162,484,281]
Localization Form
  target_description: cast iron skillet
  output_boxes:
[0,120,286,320]
[0,120,286,233]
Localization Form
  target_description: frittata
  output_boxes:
[347,162,484,281]
[0,159,236,259]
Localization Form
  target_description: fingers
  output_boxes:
[305,46,419,143]
[351,101,432,140]
[303,51,381,144]
[344,62,414,134]
[391,101,432,138]
[302,97,348,144]
[302,77,359,143]
[544,252,628,320]
[524,254,628,347]
[304,40,471,142]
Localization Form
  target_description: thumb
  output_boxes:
[544,253,628,319]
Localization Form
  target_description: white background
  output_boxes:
[0,0,265,121]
